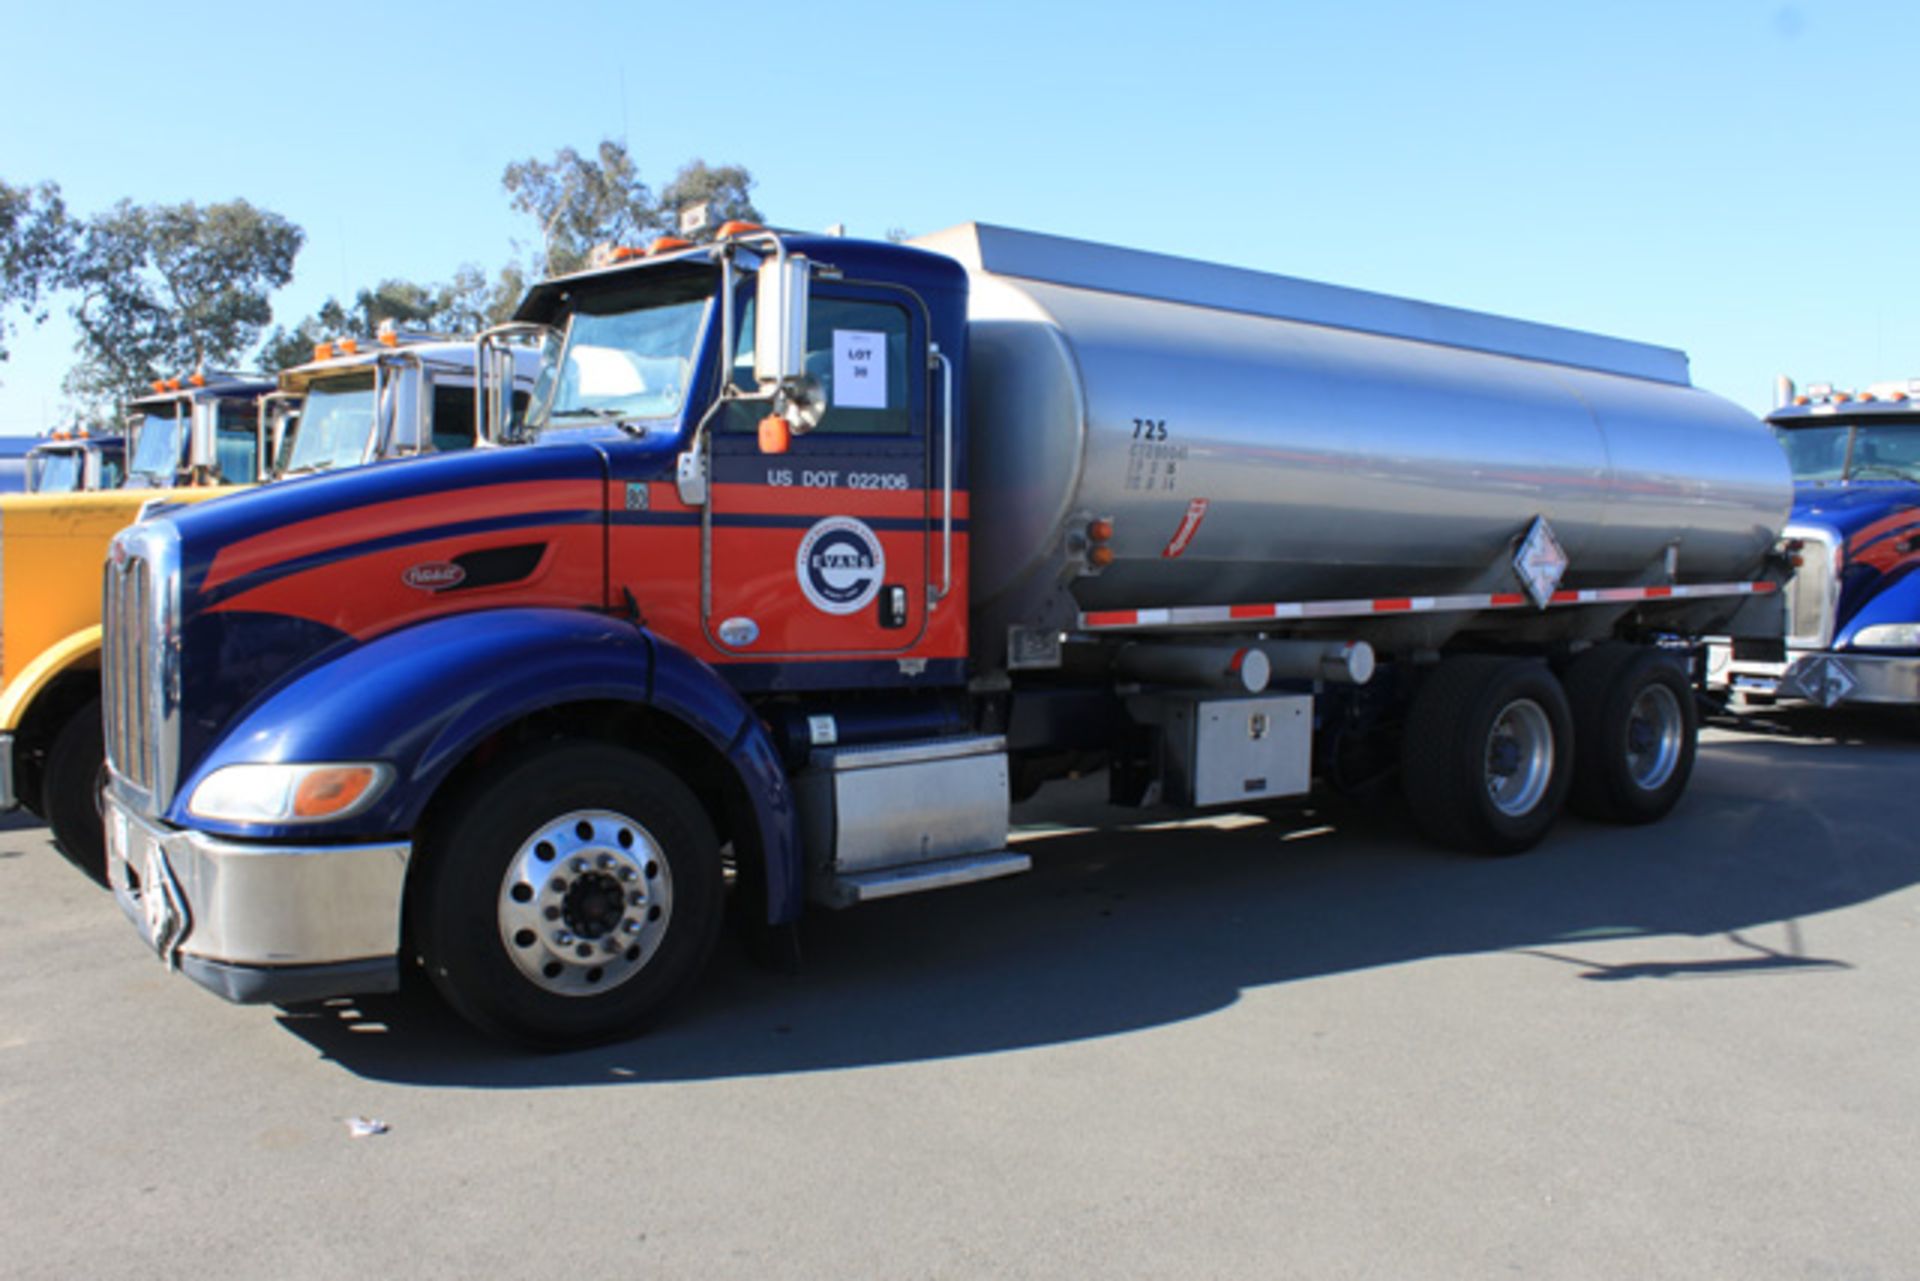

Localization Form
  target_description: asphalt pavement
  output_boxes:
[2,710,1917,1279]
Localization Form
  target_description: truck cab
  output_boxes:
[24,432,127,493]
[1707,377,1920,709]
[264,327,538,476]
[121,374,274,489]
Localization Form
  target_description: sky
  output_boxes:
[2,0,1915,432]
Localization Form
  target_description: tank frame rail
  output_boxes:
[1078,579,1778,631]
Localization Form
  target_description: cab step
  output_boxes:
[822,849,1032,906]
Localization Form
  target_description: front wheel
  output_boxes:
[410,740,724,1048]
[1402,656,1573,856]
[43,698,107,887]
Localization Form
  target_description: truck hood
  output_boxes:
[157,442,616,793]
[1790,483,1920,645]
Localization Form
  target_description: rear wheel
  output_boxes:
[1565,645,1696,824]
[1402,656,1573,855]
[42,698,107,887]
[410,740,724,1048]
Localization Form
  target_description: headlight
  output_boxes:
[1850,622,1920,650]
[188,762,393,823]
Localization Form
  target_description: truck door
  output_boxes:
[705,284,932,660]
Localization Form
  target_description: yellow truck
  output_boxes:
[0,335,535,880]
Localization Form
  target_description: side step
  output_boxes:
[827,850,1031,907]
[798,733,1018,908]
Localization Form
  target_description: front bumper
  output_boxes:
[103,788,412,1004]
[1708,645,1920,707]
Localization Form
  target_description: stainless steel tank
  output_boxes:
[911,224,1791,648]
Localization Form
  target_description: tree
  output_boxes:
[502,142,762,275]
[63,198,302,409]
[503,140,656,277]
[0,178,74,366]
[659,160,761,235]
[256,262,528,372]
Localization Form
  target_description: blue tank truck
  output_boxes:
[97,223,1791,1047]
[1706,377,1920,712]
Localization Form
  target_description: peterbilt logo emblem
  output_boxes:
[795,516,885,615]
[403,561,466,591]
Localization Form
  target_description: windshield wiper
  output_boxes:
[543,408,650,436]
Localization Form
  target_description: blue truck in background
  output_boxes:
[1708,377,1920,711]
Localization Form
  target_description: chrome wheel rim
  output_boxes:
[497,808,673,997]
[1484,698,1554,817]
[1625,683,1684,790]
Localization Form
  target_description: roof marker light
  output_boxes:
[339,337,359,356]
[648,236,693,255]
[151,379,168,394]
[188,371,207,388]
[717,220,763,239]
[313,342,335,362]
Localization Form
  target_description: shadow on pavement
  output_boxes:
[274,729,1920,1086]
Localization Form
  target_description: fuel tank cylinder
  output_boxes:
[912,225,1791,637]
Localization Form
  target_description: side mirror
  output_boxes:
[753,255,810,390]
[186,402,214,479]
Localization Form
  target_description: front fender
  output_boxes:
[0,625,101,733]
[172,607,802,923]
[1837,565,1920,650]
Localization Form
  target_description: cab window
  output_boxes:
[723,296,913,437]
[431,384,528,453]
[215,400,259,482]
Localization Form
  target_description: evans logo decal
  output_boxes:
[403,561,467,592]
[795,516,885,615]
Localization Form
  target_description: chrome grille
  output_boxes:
[1783,528,1839,649]
[103,544,151,790]
[102,521,179,812]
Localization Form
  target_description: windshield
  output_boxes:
[278,373,377,475]
[1776,421,1920,483]
[129,408,184,483]
[28,450,82,493]
[528,275,712,431]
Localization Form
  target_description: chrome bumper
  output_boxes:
[1711,647,1920,707]
[103,788,412,1003]
[0,732,14,811]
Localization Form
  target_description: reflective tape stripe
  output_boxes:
[1078,580,1776,630]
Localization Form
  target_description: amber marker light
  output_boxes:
[759,414,792,454]
[1089,545,1117,568]
[150,380,167,394]
[292,766,382,819]
[339,337,359,355]
[188,371,207,387]
[313,342,335,361]
[649,236,693,255]
[717,220,763,238]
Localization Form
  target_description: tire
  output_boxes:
[1402,656,1573,856]
[1564,645,1696,824]
[42,698,107,887]
[409,740,725,1048]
